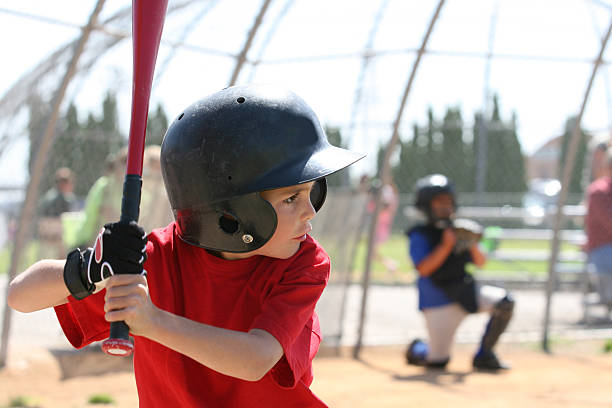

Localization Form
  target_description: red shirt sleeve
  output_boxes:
[251,240,330,388]
[54,289,109,348]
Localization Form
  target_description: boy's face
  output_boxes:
[430,193,455,220]
[221,181,317,260]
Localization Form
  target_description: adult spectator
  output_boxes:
[584,147,612,304]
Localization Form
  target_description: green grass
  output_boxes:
[87,394,115,404]
[603,339,612,353]
[6,395,39,408]
[335,232,583,284]
[350,235,414,281]
[1,232,583,285]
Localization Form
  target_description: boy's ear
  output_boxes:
[310,178,327,212]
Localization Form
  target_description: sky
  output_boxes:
[1,0,612,187]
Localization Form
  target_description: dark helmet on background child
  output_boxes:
[161,84,364,253]
[414,174,456,226]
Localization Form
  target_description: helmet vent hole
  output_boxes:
[178,113,184,120]
[236,97,245,104]
[219,214,239,234]
[227,175,232,181]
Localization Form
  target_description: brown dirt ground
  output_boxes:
[1,340,611,408]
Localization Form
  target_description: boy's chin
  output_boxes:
[269,243,301,259]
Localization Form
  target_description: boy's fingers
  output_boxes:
[104,294,142,313]
[105,308,131,322]
[105,305,146,323]
[105,283,148,300]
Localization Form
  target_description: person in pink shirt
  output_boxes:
[366,180,400,279]
[585,146,612,303]
[8,85,363,407]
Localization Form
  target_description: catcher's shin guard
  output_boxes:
[479,294,515,353]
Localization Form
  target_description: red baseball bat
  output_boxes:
[101,0,169,357]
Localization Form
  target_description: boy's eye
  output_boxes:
[284,193,299,204]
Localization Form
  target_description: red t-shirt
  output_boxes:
[585,176,612,252]
[55,223,329,407]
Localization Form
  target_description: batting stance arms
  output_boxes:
[8,228,284,382]
[10,86,363,406]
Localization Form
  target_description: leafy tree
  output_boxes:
[485,96,507,192]
[100,91,119,133]
[27,91,175,202]
[440,107,469,190]
[27,92,125,199]
[504,112,527,192]
[558,116,589,194]
[424,107,437,176]
[391,96,526,195]
[477,95,526,193]
[27,93,53,181]
[69,92,124,196]
[146,103,169,146]
[393,124,420,194]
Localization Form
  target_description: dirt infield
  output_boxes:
[1,341,611,407]
[313,341,612,408]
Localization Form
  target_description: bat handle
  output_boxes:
[102,322,134,356]
[102,174,143,357]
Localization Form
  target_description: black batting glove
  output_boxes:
[63,221,148,300]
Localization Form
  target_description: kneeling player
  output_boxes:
[405,174,514,370]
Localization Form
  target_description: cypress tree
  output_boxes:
[146,103,169,146]
[425,107,437,175]
[393,124,420,194]
[484,95,526,193]
[440,107,466,190]
[27,92,126,198]
[558,116,589,195]
[503,112,527,192]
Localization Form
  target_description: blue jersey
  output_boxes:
[408,229,452,310]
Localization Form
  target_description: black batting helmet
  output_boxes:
[161,84,364,253]
[414,174,456,222]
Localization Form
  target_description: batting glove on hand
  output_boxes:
[64,221,148,300]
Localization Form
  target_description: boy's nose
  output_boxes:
[302,199,316,221]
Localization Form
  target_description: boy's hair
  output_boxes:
[160,84,364,253]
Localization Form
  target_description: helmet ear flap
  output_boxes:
[310,178,327,212]
[176,193,277,253]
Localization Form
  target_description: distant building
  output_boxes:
[527,136,562,180]
[527,131,610,182]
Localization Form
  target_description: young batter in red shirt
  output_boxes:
[8,85,363,407]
